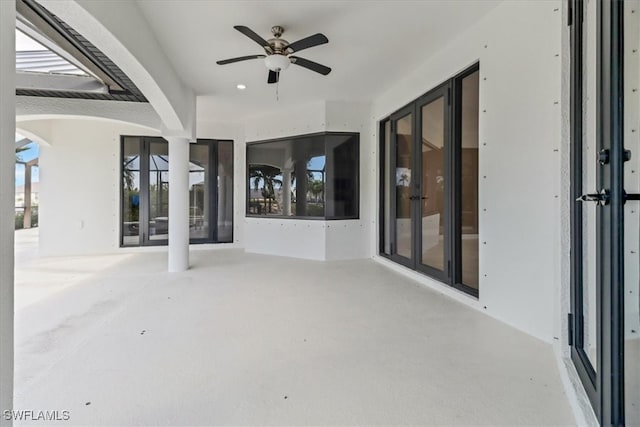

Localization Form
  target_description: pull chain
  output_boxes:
[276,73,279,102]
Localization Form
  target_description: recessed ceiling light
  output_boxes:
[236,84,246,90]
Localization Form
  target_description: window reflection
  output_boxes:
[247,133,358,219]
[122,137,140,245]
[217,141,234,242]
[189,144,209,240]
[120,137,233,246]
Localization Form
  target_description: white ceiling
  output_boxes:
[136,1,501,122]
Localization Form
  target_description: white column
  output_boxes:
[0,0,15,424]
[167,137,190,272]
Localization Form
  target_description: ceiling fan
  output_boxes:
[216,25,331,84]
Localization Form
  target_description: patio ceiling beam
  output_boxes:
[16,71,108,94]
[16,96,163,132]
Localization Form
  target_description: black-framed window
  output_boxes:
[379,63,479,297]
[120,136,233,246]
[246,132,359,220]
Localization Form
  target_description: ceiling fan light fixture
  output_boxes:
[264,54,290,72]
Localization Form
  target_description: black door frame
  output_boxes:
[569,0,626,424]
[380,65,480,297]
[452,63,481,295]
[141,137,169,246]
[120,136,230,247]
[415,82,452,283]
[389,104,417,270]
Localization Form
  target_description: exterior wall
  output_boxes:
[35,119,160,256]
[370,1,562,343]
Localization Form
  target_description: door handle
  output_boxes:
[576,190,640,204]
[409,196,428,200]
[576,189,610,206]
[624,191,640,203]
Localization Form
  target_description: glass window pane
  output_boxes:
[246,133,358,219]
[217,141,233,242]
[396,114,413,259]
[293,137,325,217]
[189,144,210,240]
[326,134,358,218]
[122,137,140,246]
[461,70,480,289]
[148,141,169,241]
[421,98,445,271]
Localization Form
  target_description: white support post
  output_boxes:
[167,137,190,272]
[0,0,15,424]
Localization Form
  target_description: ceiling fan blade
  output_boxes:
[268,70,279,84]
[216,55,265,65]
[290,56,331,76]
[286,33,328,53]
[234,25,271,49]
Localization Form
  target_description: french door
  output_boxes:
[570,0,639,424]
[388,84,453,284]
[382,65,480,297]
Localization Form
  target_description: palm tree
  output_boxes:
[250,165,282,213]
[309,179,324,202]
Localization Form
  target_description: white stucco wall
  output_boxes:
[19,117,249,259]
[32,119,159,256]
[624,0,640,343]
[243,100,372,261]
[370,1,563,343]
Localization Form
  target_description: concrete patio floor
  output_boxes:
[14,229,575,426]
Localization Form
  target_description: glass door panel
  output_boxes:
[382,120,392,255]
[420,97,446,272]
[459,70,480,289]
[189,144,210,240]
[148,140,169,242]
[570,0,599,408]
[581,0,598,373]
[394,113,414,261]
[122,137,141,246]
[217,141,234,242]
